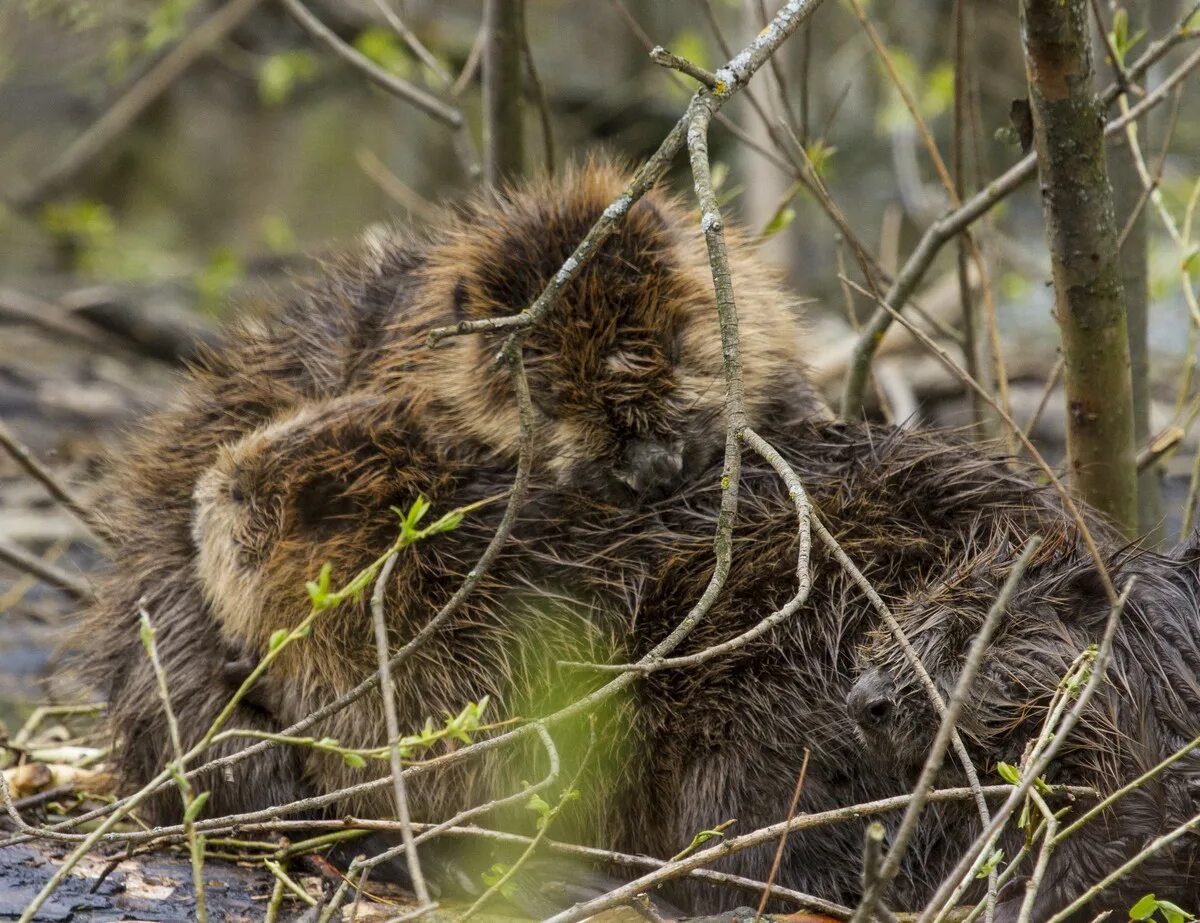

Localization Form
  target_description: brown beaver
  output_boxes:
[75,156,823,830]
[361,156,827,502]
[186,415,1091,915]
[849,534,1200,918]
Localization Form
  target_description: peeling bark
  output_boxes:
[1022,0,1138,536]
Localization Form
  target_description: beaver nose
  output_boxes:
[616,439,684,499]
[848,668,895,729]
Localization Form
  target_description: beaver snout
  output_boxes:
[614,438,684,501]
[847,667,896,730]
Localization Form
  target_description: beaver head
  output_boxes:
[191,393,445,652]
[847,548,1106,778]
[385,158,821,505]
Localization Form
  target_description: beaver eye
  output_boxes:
[294,478,358,530]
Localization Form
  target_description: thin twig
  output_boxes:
[278,0,479,178]
[369,553,430,909]
[0,539,92,602]
[840,17,1200,417]
[561,426,812,673]
[140,608,207,923]
[428,0,828,359]
[541,785,1084,923]
[754,750,810,922]
[15,354,540,846]
[367,0,453,87]
[0,420,111,547]
[843,277,1117,604]
[518,1,555,174]
[650,46,719,88]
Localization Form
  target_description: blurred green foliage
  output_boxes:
[258,50,321,107]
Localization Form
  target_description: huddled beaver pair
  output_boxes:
[76,158,1200,919]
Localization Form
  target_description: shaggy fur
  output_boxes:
[73,158,821,838]
[189,416,1089,914]
[851,533,1200,918]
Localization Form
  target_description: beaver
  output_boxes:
[373,156,826,502]
[184,413,1093,915]
[75,155,825,828]
[849,534,1200,918]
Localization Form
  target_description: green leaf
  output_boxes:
[306,563,334,609]
[1157,900,1195,923]
[257,50,320,107]
[481,863,517,898]
[996,762,1021,785]
[342,752,367,769]
[804,140,837,178]
[975,848,1003,878]
[260,215,297,253]
[1130,894,1159,921]
[353,26,413,77]
[268,629,289,653]
[761,206,796,240]
[185,791,210,822]
[530,787,552,816]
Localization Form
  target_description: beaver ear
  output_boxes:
[1060,564,1109,616]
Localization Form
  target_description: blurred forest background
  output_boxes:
[0,0,1198,726]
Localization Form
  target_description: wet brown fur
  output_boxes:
[852,528,1200,918]
[186,416,1092,913]
[73,157,822,838]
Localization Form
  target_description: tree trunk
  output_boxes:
[483,0,526,185]
[1106,0,1164,544]
[1021,0,1138,536]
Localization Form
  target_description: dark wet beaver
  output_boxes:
[185,415,1092,914]
[74,155,825,830]
[850,533,1200,918]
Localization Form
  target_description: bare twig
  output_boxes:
[367,0,453,87]
[843,276,1118,604]
[428,0,828,360]
[650,46,719,88]
[541,785,1081,923]
[754,750,811,922]
[0,420,111,547]
[140,609,207,923]
[369,553,430,910]
[841,16,1200,417]
[0,539,92,602]
[518,1,555,174]
[278,0,479,178]
[560,427,812,674]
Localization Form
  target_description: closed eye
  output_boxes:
[294,478,358,531]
